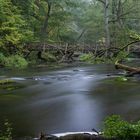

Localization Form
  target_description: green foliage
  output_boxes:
[4,55,28,69]
[79,53,94,63]
[112,51,129,62]
[79,54,106,64]
[41,52,57,62]
[0,0,140,64]
[115,76,128,82]
[94,57,106,64]
[0,53,29,69]
[0,0,35,56]
[0,53,5,65]
[129,31,140,41]
[0,120,12,140]
[0,0,26,51]
[0,79,15,85]
[103,115,140,140]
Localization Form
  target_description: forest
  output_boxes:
[1,0,140,140]
[1,0,140,68]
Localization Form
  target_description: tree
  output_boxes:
[97,0,111,56]
[0,0,26,54]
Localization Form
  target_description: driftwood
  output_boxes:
[115,61,140,76]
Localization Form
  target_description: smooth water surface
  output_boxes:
[0,64,140,138]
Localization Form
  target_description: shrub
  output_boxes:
[4,55,28,69]
[79,53,94,63]
[103,115,140,140]
[0,53,6,66]
[0,120,12,140]
[112,51,129,63]
[79,54,106,64]
[115,76,128,82]
[41,52,57,62]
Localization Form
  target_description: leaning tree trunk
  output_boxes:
[115,61,140,72]
[115,61,140,76]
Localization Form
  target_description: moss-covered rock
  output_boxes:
[115,76,128,82]
[0,79,15,85]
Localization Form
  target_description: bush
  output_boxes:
[4,55,28,69]
[103,115,140,140]
[0,120,12,140]
[0,53,6,66]
[79,54,106,64]
[0,54,28,69]
[79,53,94,63]
[41,52,57,62]
[113,51,129,62]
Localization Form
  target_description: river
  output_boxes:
[0,64,140,138]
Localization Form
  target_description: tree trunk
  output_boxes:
[98,0,111,56]
[117,0,124,28]
[115,61,140,73]
[111,0,117,48]
[41,0,52,40]
[104,0,110,56]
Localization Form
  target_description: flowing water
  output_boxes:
[0,64,140,138]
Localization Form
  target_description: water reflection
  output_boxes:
[68,94,102,131]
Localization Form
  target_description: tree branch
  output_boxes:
[76,29,86,42]
[97,0,105,5]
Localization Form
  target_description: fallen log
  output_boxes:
[115,61,140,76]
